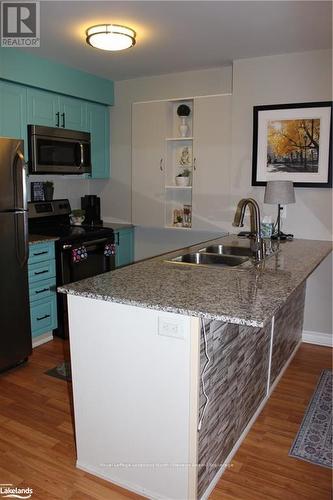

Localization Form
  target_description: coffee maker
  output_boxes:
[81,195,102,226]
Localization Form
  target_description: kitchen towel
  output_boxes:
[104,242,116,257]
[72,245,88,264]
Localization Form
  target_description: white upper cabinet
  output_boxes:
[192,95,232,231]
[132,101,168,226]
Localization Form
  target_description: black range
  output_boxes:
[28,199,115,338]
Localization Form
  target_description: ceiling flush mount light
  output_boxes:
[86,24,136,51]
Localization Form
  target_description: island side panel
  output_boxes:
[67,295,200,500]
[197,320,271,498]
[270,282,306,386]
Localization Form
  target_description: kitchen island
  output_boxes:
[59,235,331,500]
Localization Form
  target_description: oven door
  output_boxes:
[55,237,115,338]
[59,237,115,285]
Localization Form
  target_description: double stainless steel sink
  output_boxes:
[165,242,255,268]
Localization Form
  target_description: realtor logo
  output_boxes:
[0,484,33,499]
[1,1,40,47]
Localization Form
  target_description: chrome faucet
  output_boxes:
[233,198,265,261]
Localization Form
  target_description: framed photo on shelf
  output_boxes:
[252,101,332,187]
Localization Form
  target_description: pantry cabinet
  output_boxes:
[132,101,168,226]
[132,94,232,230]
[192,95,232,230]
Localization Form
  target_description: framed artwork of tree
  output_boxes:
[252,102,332,187]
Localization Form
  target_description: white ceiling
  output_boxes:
[25,1,332,81]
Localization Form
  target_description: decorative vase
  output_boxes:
[175,176,190,187]
[43,185,54,201]
[179,116,189,137]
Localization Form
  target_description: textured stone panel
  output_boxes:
[270,282,306,386]
[197,320,271,497]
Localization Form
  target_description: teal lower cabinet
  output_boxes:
[30,295,57,340]
[115,227,134,268]
[28,241,57,346]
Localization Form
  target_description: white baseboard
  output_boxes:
[77,461,165,500]
[32,331,53,348]
[302,330,333,347]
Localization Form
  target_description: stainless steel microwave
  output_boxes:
[28,125,91,175]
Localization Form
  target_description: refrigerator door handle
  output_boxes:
[15,211,29,268]
[13,149,28,211]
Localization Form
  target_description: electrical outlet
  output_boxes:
[158,317,184,339]
[280,205,287,219]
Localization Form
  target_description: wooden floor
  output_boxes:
[0,340,331,500]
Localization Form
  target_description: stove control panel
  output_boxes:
[28,199,71,218]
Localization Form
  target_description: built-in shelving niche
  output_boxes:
[164,99,193,229]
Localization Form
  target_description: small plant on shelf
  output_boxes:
[70,209,85,226]
[175,168,191,187]
[175,215,183,227]
[177,104,191,117]
[177,104,191,137]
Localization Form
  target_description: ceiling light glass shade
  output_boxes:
[86,24,136,51]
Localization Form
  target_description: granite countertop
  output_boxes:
[58,235,332,328]
[29,234,59,245]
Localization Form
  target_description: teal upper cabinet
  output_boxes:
[87,102,110,179]
[27,88,88,131]
[27,88,59,127]
[60,96,88,132]
[26,87,110,179]
[0,48,114,105]
[0,81,27,148]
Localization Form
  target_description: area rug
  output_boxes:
[45,361,72,382]
[289,369,332,468]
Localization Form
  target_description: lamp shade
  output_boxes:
[264,180,295,205]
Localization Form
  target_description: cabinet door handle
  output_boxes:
[34,270,48,275]
[159,158,164,171]
[36,314,50,321]
[56,112,60,127]
[35,288,49,294]
[61,113,65,128]
[116,233,120,246]
[33,251,48,257]
[193,157,197,171]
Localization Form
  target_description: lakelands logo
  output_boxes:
[0,484,33,499]
[1,1,40,47]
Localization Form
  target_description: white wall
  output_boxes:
[90,66,233,224]
[27,174,91,209]
[231,49,332,337]
[94,50,332,337]
[230,49,332,239]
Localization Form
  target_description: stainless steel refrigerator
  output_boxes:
[0,138,32,372]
